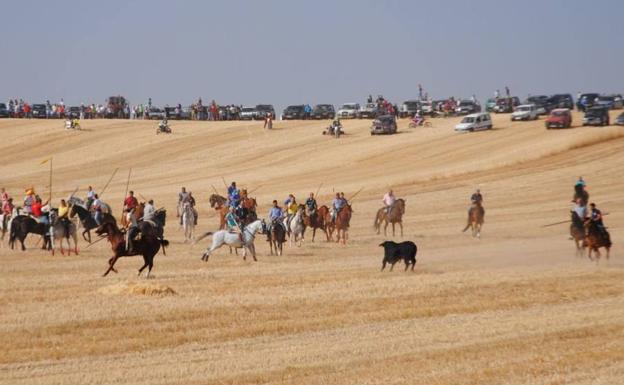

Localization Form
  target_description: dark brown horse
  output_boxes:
[304,205,331,242]
[266,220,286,256]
[69,204,116,243]
[95,222,168,277]
[333,205,352,244]
[374,199,406,237]
[570,212,586,257]
[583,220,611,263]
[120,203,144,229]
[462,202,484,238]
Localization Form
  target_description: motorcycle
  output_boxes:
[157,123,172,134]
[323,121,343,138]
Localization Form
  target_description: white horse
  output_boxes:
[49,211,79,256]
[287,208,305,247]
[181,202,195,242]
[197,219,265,262]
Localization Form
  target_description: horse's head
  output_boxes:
[95,222,116,237]
[209,194,219,208]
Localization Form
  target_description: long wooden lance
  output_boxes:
[99,167,119,197]
[121,168,132,216]
[314,182,323,198]
[348,187,365,203]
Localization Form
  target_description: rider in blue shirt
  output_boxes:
[332,192,345,223]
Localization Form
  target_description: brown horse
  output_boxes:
[462,202,484,238]
[583,220,611,263]
[570,212,586,257]
[304,205,331,242]
[333,205,352,244]
[95,222,168,277]
[120,203,144,229]
[209,194,228,229]
[266,220,286,256]
[374,199,406,237]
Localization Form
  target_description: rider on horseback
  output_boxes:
[383,189,396,215]
[305,193,317,216]
[92,194,102,225]
[332,192,346,224]
[31,196,50,225]
[85,186,95,211]
[268,200,284,232]
[228,182,240,208]
[143,199,156,222]
[57,199,71,235]
[471,189,483,205]
[225,206,244,242]
[284,195,297,231]
[589,203,610,242]
[573,176,587,202]
[124,191,139,253]
[572,198,587,221]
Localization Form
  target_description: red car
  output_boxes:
[545,108,572,129]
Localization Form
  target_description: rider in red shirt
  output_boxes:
[124,191,138,211]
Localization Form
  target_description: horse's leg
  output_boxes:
[392,222,396,237]
[587,247,593,262]
[138,256,149,276]
[242,246,247,261]
[399,222,403,237]
[250,244,257,261]
[146,255,154,278]
[381,260,387,271]
[312,227,316,242]
[103,255,119,276]
[82,229,89,243]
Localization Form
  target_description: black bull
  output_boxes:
[379,241,418,271]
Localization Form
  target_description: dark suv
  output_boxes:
[526,95,554,115]
[582,106,610,126]
[310,104,335,119]
[549,94,574,110]
[0,103,9,118]
[282,105,306,120]
[576,93,599,112]
[31,104,47,118]
[255,104,275,120]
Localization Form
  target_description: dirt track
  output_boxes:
[1,112,622,384]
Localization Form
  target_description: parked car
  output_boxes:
[146,107,166,120]
[107,96,128,118]
[549,94,574,110]
[582,106,610,126]
[370,115,397,135]
[455,100,481,115]
[255,104,275,120]
[282,105,306,120]
[0,103,8,118]
[67,106,81,119]
[455,113,493,132]
[31,104,47,118]
[337,103,360,119]
[399,100,420,118]
[525,95,553,115]
[595,94,624,110]
[615,112,624,126]
[493,97,520,113]
[239,107,257,120]
[576,93,599,112]
[310,104,335,119]
[511,104,539,121]
[419,100,434,115]
[545,108,572,129]
[485,98,497,112]
[358,103,380,119]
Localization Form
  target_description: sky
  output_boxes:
[1,0,622,111]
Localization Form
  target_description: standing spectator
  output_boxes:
[418,84,423,100]
[79,103,85,120]
[505,86,510,98]
[494,89,500,100]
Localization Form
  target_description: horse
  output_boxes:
[68,196,111,214]
[583,220,611,263]
[304,205,331,242]
[9,215,51,251]
[95,221,169,278]
[209,194,229,229]
[333,205,352,244]
[287,206,306,247]
[570,212,586,257]
[181,202,196,242]
[241,196,257,214]
[49,210,79,256]
[266,219,286,256]
[374,199,406,237]
[69,203,116,243]
[197,219,265,262]
[462,202,484,238]
[121,203,144,229]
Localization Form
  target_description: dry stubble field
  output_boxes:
[0,111,623,385]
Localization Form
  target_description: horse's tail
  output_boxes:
[160,238,169,255]
[373,208,383,230]
[194,231,213,244]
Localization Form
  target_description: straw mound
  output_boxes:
[98,282,177,297]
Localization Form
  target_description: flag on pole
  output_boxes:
[40,158,51,165]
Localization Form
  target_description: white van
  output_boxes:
[455,112,493,132]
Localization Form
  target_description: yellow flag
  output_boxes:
[39,158,51,165]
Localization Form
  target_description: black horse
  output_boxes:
[573,185,589,205]
[9,215,51,251]
[69,204,117,243]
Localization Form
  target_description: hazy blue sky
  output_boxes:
[1,0,621,110]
